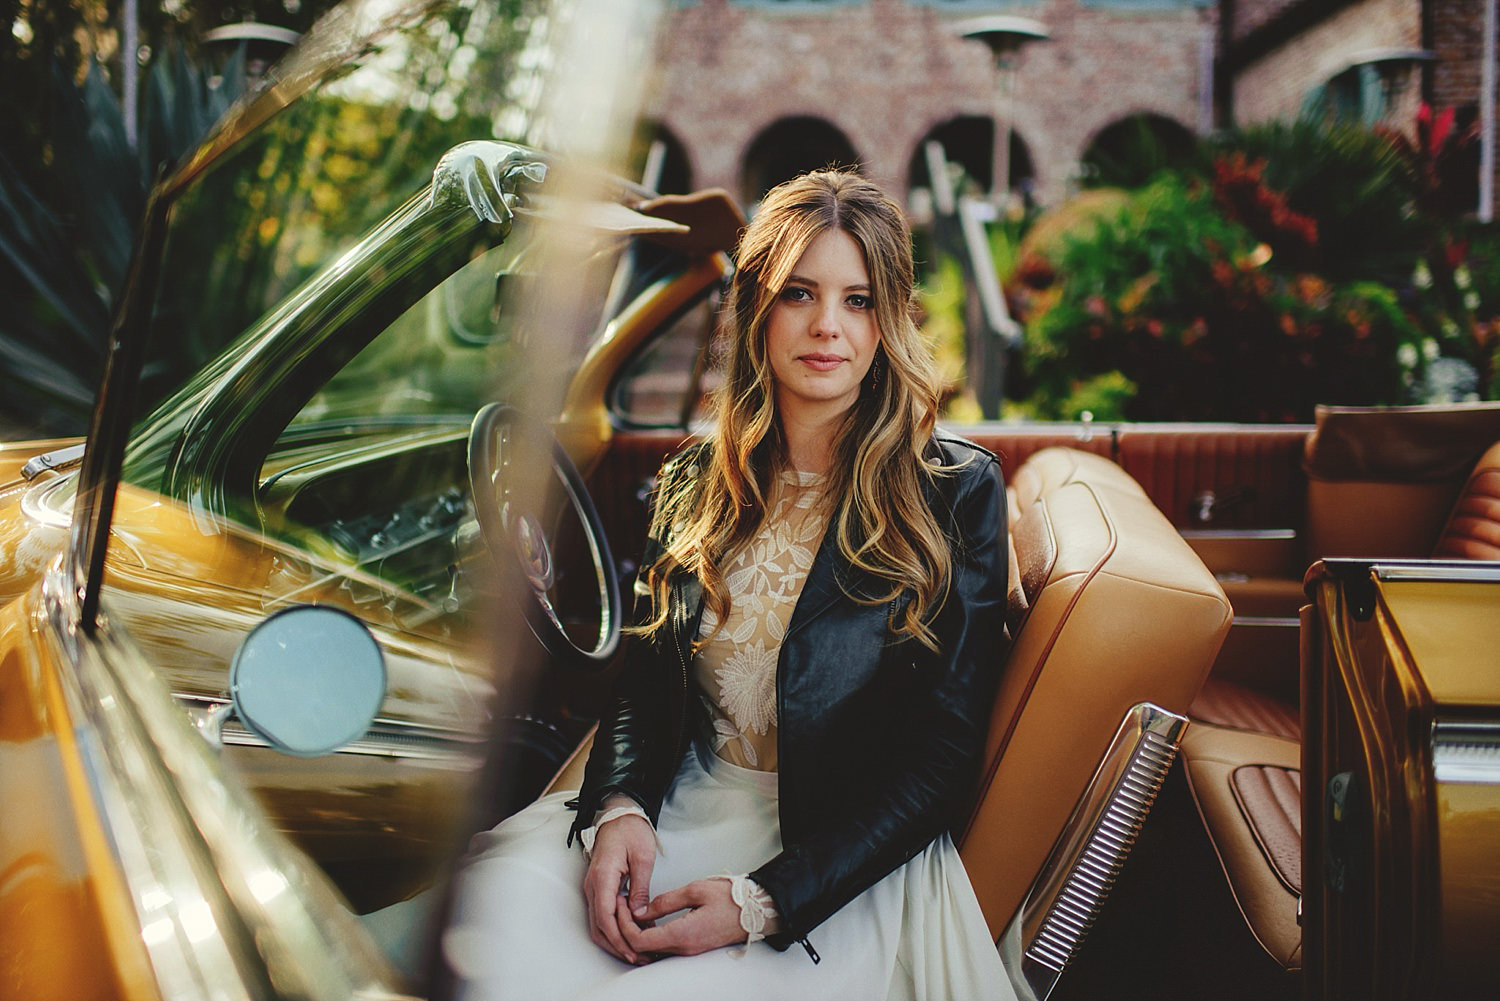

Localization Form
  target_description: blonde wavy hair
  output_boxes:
[638,170,956,650]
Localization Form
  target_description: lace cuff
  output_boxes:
[707,875,780,944]
[578,801,654,857]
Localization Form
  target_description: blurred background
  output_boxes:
[4,0,1497,436]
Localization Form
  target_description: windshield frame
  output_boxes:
[68,0,532,630]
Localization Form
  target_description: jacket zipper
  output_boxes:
[775,606,818,964]
[669,592,691,760]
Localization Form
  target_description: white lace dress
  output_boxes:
[444,472,1023,1001]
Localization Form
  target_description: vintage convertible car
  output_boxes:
[2,0,1495,998]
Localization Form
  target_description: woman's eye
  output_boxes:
[780,286,811,302]
[847,294,872,310]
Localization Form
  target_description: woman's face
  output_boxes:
[764,227,882,423]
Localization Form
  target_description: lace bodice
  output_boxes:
[694,470,829,771]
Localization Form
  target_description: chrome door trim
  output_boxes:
[1007,703,1189,1001]
[1433,720,1500,784]
[176,693,482,764]
[37,566,399,999]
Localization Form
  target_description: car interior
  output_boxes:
[552,352,1500,997]
[1176,416,1500,993]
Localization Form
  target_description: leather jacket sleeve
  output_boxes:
[749,449,1009,950]
[567,446,703,843]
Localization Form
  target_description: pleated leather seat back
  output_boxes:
[1432,441,1500,560]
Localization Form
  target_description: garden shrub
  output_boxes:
[1018,174,1424,421]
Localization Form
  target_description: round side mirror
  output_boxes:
[230,605,386,757]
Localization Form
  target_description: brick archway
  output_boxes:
[907,115,1037,201]
[640,120,694,195]
[740,116,861,207]
[1079,112,1197,188]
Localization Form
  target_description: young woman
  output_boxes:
[446,170,1017,1000]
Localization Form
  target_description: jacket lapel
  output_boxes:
[785,443,949,642]
[783,517,881,642]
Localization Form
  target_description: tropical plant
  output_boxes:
[1379,105,1496,401]
[1400,222,1500,402]
[1006,108,1500,420]
[0,44,247,435]
[1203,117,1424,285]
[1015,173,1425,421]
[3,0,542,437]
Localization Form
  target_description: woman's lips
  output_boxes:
[798,353,845,371]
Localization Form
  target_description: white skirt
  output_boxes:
[444,745,1023,1001]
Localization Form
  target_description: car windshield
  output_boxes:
[96,0,666,693]
[137,1,552,418]
[112,0,685,520]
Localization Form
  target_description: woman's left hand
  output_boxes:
[619,879,746,958]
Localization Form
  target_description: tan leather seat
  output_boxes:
[1189,678,1300,740]
[1180,723,1303,971]
[960,447,1231,939]
[1006,444,1148,519]
[1191,441,1500,741]
[1433,440,1500,559]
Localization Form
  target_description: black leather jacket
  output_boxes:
[570,430,1008,956]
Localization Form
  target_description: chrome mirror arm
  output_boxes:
[186,700,237,749]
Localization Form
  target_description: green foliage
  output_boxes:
[0,44,246,435]
[919,254,969,401]
[1400,221,1500,401]
[1205,118,1423,285]
[1019,174,1424,421]
[0,1,334,217]
[1052,371,1137,423]
[133,0,558,429]
[1011,110,1495,421]
[2,0,547,436]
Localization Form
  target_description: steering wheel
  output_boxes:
[468,403,621,668]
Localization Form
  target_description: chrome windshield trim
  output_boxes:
[20,443,87,481]
[19,475,76,529]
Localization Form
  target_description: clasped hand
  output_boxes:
[582,814,747,965]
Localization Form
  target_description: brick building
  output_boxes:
[645,0,1215,207]
[645,0,1495,219]
[1220,0,1496,218]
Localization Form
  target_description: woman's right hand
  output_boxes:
[582,813,657,964]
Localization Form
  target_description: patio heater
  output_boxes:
[955,15,1049,201]
[949,16,1047,418]
[204,22,302,87]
